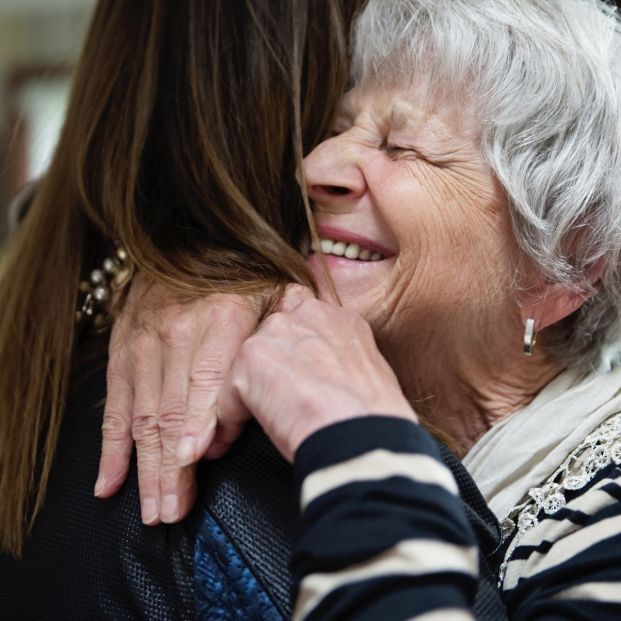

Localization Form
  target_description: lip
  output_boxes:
[314,225,396,258]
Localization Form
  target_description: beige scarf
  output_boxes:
[462,362,621,521]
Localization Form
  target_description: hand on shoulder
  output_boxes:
[97,273,260,524]
[218,285,417,462]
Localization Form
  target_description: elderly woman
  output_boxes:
[272,0,621,616]
[101,0,621,618]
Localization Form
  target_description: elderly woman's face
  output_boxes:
[303,85,521,365]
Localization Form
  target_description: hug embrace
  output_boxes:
[1,1,621,619]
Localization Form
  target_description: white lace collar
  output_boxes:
[463,362,621,521]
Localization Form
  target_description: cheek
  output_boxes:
[387,162,514,283]
[370,168,518,339]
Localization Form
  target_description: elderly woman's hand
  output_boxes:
[95,273,259,524]
[218,286,417,462]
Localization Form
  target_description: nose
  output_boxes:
[302,136,366,205]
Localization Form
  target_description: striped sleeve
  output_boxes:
[291,416,479,621]
[502,464,621,620]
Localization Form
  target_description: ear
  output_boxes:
[520,260,604,331]
[520,284,588,330]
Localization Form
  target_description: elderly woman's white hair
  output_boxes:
[352,0,621,370]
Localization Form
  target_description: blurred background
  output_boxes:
[0,0,95,243]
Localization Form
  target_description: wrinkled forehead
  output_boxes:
[338,81,478,138]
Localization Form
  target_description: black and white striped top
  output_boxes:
[291,416,621,620]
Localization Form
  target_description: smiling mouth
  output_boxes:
[311,238,385,262]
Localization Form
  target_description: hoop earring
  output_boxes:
[523,318,537,356]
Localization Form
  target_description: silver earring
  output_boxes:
[523,318,537,356]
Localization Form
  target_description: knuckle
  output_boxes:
[131,412,159,439]
[101,410,130,437]
[188,362,226,390]
[157,403,186,431]
[159,316,195,346]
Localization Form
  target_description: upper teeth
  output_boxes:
[317,238,384,261]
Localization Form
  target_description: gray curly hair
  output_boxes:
[352,0,621,370]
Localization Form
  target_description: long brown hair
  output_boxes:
[0,0,364,556]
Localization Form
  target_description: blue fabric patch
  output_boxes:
[194,510,284,621]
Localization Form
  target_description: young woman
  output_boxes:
[0,1,363,618]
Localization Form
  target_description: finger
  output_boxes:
[131,337,164,525]
[176,304,256,466]
[203,424,248,460]
[96,324,134,498]
[157,337,197,523]
[210,371,253,461]
[278,284,316,313]
[203,402,249,459]
[159,462,197,523]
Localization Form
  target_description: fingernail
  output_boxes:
[94,477,106,497]
[141,498,159,525]
[160,494,179,523]
[176,436,196,466]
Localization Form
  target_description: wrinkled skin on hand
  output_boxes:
[95,273,259,525]
[218,285,417,462]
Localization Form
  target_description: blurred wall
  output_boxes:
[0,0,95,242]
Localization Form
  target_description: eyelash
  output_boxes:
[329,131,419,161]
[383,143,417,161]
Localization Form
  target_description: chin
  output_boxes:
[307,252,394,308]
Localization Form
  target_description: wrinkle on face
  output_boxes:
[303,81,565,447]
[327,85,517,324]
[309,85,518,360]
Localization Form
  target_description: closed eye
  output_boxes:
[383,143,418,161]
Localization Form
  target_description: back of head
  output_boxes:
[0,0,365,556]
[353,0,621,369]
